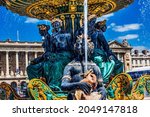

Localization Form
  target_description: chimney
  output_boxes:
[134,50,139,55]
[142,50,147,55]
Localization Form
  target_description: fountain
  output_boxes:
[1,0,150,100]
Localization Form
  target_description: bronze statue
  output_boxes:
[61,38,106,100]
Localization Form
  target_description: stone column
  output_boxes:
[137,60,140,67]
[16,52,19,69]
[6,51,9,77]
[16,52,19,76]
[25,52,28,67]
[147,59,150,66]
[117,53,120,60]
[1,71,4,76]
[142,59,145,67]
[25,52,28,75]
[128,52,132,71]
[123,53,127,72]
[34,52,37,58]
[133,60,135,66]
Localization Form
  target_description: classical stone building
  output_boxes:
[131,50,150,68]
[0,40,43,91]
[108,39,132,72]
[0,39,149,88]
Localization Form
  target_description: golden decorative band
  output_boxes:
[62,75,72,81]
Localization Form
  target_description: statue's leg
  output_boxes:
[113,60,124,75]
[27,62,44,80]
[94,56,115,84]
[102,60,115,83]
[47,61,64,89]
[43,52,72,90]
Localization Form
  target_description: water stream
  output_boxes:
[138,0,150,43]
[84,0,88,72]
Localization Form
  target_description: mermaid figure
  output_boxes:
[27,24,52,80]
[93,20,123,84]
[43,18,73,90]
[27,18,73,90]
[89,18,116,84]
[75,15,123,85]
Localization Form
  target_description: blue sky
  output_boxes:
[0,0,150,50]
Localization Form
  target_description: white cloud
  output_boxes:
[111,23,142,32]
[117,34,139,40]
[96,13,114,22]
[110,23,116,27]
[108,23,116,29]
[25,18,40,23]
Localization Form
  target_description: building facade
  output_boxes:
[0,41,43,89]
[108,39,132,72]
[131,50,150,68]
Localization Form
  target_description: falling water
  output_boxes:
[84,0,88,72]
[138,0,150,21]
[138,0,150,42]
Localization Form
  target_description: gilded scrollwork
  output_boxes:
[28,79,67,100]
[107,74,150,100]
[131,75,150,100]
[0,0,134,20]
[107,73,133,100]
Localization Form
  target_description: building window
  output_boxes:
[127,63,130,71]
[140,60,142,64]
[9,67,11,75]
[19,52,22,61]
[19,52,25,61]
[145,60,147,65]
[135,60,138,64]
